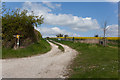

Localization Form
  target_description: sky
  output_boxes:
[1,0,120,2]
[2,1,119,37]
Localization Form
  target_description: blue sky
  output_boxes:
[2,0,120,2]
[3,2,118,37]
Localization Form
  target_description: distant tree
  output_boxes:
[56,34,63,37]
[64,35,68,39]
[64,35,68,37]
[94,34,99,37]
[46,37,49,39]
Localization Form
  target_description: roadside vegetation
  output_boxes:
[2,39,51,59]
[2,3,44,48]
[2,3,51,59]
[51,39,118,78]
[49,40,64,52]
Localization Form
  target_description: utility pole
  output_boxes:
[103,21,107,47]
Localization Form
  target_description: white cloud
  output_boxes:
[35,26,80,37]
[104,0,119,2]
[22,2,118,37]
[106,25,118,37]
[55,4,61,7]
[22,2,100,32]
[2,0,120,2]
[42,2,61,9]
[44,14,100,31]
[22,1,52,14]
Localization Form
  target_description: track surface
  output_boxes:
[2,41,78,78]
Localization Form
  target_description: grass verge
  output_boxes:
[49,40,64,52]
[2,39,51,59]
[52,39,118,78]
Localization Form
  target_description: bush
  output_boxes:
[2,8,44,48]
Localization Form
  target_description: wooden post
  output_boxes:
[73,37,74,42]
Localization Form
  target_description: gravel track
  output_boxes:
[2,41,78,78]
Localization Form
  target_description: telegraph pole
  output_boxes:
[103,21,107,47]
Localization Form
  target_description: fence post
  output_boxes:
[73,37,74,42]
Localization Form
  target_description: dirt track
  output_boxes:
[2,41,78,78]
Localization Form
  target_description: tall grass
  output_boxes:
[2,39,51,59]
[49,40,64,52]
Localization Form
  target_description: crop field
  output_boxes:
[52,37,119,40]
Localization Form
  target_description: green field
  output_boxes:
[2,39,51,59]
[52,39,118,78]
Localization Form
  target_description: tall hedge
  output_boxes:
[2,8,44,48]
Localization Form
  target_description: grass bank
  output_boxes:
[52,39,118,78]
[49,40,64,52]
[2,39,51,59]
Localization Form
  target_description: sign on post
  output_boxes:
[17,35,20,39]
[13,34,20,49]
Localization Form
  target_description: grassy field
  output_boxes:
[2,39,51,59]
[52,39,118,78]
[107,40,119,47]
[49,40,64,52]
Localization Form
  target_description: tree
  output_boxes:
[94,34,98,37]
[64,35,68,40]
[56,34,63,37]
[2,7,44,48]
[64,35,68,37]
